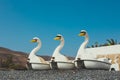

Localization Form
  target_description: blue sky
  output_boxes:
[0,0,120,57]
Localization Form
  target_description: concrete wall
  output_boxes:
[86,44,120,55]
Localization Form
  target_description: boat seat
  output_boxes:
[39,57,49,64]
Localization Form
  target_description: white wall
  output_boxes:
[85,44,120,55]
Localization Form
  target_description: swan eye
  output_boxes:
[56,36,61,38]
[79,32,86,36]
[31,39,37,42]
[80,31,86,34]
[54,36,61,40]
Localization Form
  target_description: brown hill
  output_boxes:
[0,47,28,69]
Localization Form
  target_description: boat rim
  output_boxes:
[29,62,50,65]
[53,61,74,64]
[82,59,111,65]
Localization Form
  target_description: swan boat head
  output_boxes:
[54,34,64,41]
[31,37,41,43]
[78,30,88,38]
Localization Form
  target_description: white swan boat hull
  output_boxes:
[30,63,50,70]
[57,61,75,69]
[57,62,75,69]
[83,60,111,70]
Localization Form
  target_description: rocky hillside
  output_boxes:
[0,47,28,70]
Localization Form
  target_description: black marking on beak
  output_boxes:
[56,36,61,38]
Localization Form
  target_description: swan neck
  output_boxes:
[29,41,41,57]
[75,34,89,60]
[83,35,89,48]
[54,39,64,54]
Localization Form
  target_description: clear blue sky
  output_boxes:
[0,0,120,57]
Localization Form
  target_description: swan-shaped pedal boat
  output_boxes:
[83,58,111,70]
[75,30,111,70]
[27,37,50,70]
[50,34,75,69]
